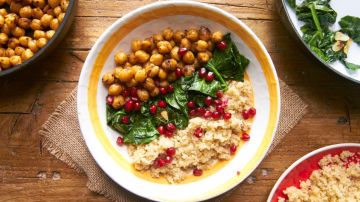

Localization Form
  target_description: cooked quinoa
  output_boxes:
[128,81,253,183]
[278,151,360,202]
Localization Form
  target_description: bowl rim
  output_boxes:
[0,0,77,77]
[77,1,281,201]
[267,142,360,202]
[280,0,360,84]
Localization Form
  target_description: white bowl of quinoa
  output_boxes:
[77,1,280,201]
[268,143,360,202]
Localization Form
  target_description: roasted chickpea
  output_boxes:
[131,39,141,52]
[102,72,115,85]
[182,65,195,77]
[0,33,8,45]
[196,40,208,52]
[182,51,195,64]
[7,38,19,49]
[5,14,17,29]
[207,41,214,51]
[32,8,44,19]
[60,0,69,11]
[48,0,60,8]
[162,59,177,71]
[112,95,125,109]
[40,14,53,28]
[10,1,22,14]
[0,57,11,69]
[45,30,55,40]
[128,52,137,64]
[11,26,25,37]
[19,36,31,47]
[0,15,4,27]
[150,87,159,97]
[33,0,46,9]
[14,46,25,56]
[176,61,185,69]
[18,18,31,29]
[149,53,163,66]
[151,49,158,55]
[5,48,14,57]
[108,83,123,96]
[157,41,172,54]
[162,27,173,41]
[124,62,132,68]
[19,6,33,18]
[159,80,169,88]
[137,89,150,102]
[36,37,47,48]
[53,6,62,17]
[9,55,21,66]
[148,65,160,78]
[129,65,141,76]
[141,38,154,52]
[33,30,45,39]
[134,68,146,83]
[43,5,51,13]
[170,46,180,61]
[134,50,149,63]
[57,12,65,23]
[1,24,11,35]
[0,48,6,56]
[153,33,163,43]
[30,19,43,30]
[170,40,176,47]
[197,52,210,63]
[21,49,34,61]
[126,78,138,88]
[28,40,38,53]
[0,8,7,17]
[116,68,133,83]
[158,68,167,80]
[167,71,177,82]
[212,31,223,43]
[143,77,156,91]
[186,29,199,42]
[50,18,59,30]
[46,8,55,17]
[180,38,191,49]
[114,51,127,65]
[173,30,185,43]
[199,26,212,41]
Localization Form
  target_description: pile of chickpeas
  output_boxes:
[0,0,69,71]
[102,26,224,110]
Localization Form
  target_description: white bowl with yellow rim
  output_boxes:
[77,1,280,201]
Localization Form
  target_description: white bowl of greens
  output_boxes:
[282,0,360,83]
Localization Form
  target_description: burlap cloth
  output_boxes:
[39,80,307,202]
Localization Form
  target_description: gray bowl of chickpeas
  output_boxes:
[0,0,77,77]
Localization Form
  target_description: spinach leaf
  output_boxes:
[207,33,249,82]
[188,73,226,97]
[123,119,159,145]
[287,0,296,9]
[342,60,360,71]
[165,80,188,114]
[106,106,132,134]
[339,16,360,44]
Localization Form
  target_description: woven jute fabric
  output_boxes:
[39,80,307,202]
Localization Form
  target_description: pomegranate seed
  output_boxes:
[166,147,176,156]
[214,99,222,106]
[160,87,167,94]
[203,110,212,119]
[212,111,221,119]
[165,130,173,138]
[242,110,250,120]
[130,87,137,97]
[157,125,166,135]
[204,96,213,106]
[122,89,130,97]
[189,109,197,116]
[124,100,134,112]
[150,105,157,114]
[193,127,203,138]
[175,68,183,77]
[198,67,207,78]
[205,72,215,82]
[178,47,188,57]
[121,116,130,124]
[187,101,196,108]
[193,168,203,176]
[166,123,176,132]
[248,107,256,117]
[116,136,123,146]
[167,85,174,93]
[230,144,237,155]
[133,101,141,111]
[157,100,167,108]
[154,158,166,168]
[216,90,223,98]
[216,105,224,113]
[197,107,206,116]
[106,95,114,105]
[217,41,227,50]
[223,112,232,120]
[241,133,250,141]
[164,155,173,164]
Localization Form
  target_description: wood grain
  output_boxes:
[0,0,359,201]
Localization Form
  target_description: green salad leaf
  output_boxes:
[123,119,159,144]
[339,15,360,44]
[342,60,360,71]
[188,73,226,97]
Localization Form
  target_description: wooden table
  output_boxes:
[1,0,359,201]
